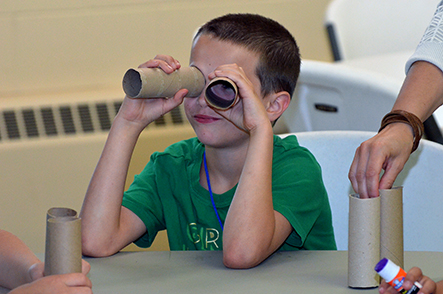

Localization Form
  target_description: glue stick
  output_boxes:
[374,258,422,294]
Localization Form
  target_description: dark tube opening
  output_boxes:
[205,79,237,109]
[122,69,142,98]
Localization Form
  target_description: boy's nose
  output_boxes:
[197,91,209,108]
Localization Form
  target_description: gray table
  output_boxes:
[86,251,443,293]
[2,251,442,293]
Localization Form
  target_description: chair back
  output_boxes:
[325,0,439,61]
[284,130,443,251]
[282,60,399,133]
[324,0,443,144]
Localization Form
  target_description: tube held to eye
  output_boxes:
[204,77,239,110]
[122,67,206,98]
[122,66,239,110]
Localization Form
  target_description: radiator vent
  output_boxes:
[0,98,189,142]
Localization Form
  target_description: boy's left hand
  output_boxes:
[208,64,271,133]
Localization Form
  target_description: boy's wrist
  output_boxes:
[112,114,150,137]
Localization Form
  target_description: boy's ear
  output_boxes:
[266,91,291,122]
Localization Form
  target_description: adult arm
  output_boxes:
[0,230,92,293]
[349,0,443,198]
[0,230,41,289]
[349,61,443,198]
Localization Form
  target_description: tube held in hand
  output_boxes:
[44,207,82,276]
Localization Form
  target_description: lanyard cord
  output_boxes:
[203,151,224,231]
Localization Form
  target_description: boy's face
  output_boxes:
[185,34,264,148]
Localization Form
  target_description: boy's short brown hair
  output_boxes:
[194,13,301,98]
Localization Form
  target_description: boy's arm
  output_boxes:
[80,56,188,257]
[80,116,148,257]
[223,125,293,269]
[211,64,293,269]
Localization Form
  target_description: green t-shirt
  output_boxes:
[122,135,336,251]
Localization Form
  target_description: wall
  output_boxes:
[0,0,332,98]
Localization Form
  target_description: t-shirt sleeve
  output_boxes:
[271,136,333,249]
[122,153,166,248]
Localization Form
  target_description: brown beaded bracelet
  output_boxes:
[378,110,424,153]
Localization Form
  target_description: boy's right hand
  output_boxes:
[379,267,436,294]
[116,55,189,130]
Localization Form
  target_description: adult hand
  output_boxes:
[378,267,436,294]
[28,260,91,282]
[9,273,92,294]
[348,123,413,198]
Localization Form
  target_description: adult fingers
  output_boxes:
[348,146,362,196]
[81,260,91,275]
[63,273,92,289]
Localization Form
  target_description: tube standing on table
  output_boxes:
[348,187,404,288]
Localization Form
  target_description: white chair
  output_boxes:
[324,0,443,143]
[282,130,443,251]
[282,60,400,133]
[325,0,439,61]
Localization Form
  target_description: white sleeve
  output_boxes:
[406,0,443,74]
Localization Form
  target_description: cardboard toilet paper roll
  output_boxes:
[204,77,239,110]
[347,187,404,288]
[122,67,205,98]
[380,187,404,268]
[348,194,381,288]
[44,207,82,276]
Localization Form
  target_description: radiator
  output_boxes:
[0,89,195,253]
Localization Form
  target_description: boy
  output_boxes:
[80,13,336,269]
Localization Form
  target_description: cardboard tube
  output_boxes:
[380,187,404,268]
[348,194,380,288]
[47,207,77,219]
[122,67,205,98]
[44,207,82,276]
[204,77,239,110]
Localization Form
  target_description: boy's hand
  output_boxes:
[116,55,189,130]
[207,63,271,134]
[379,267,436,294]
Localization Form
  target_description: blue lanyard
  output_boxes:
[203,151,224,231]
